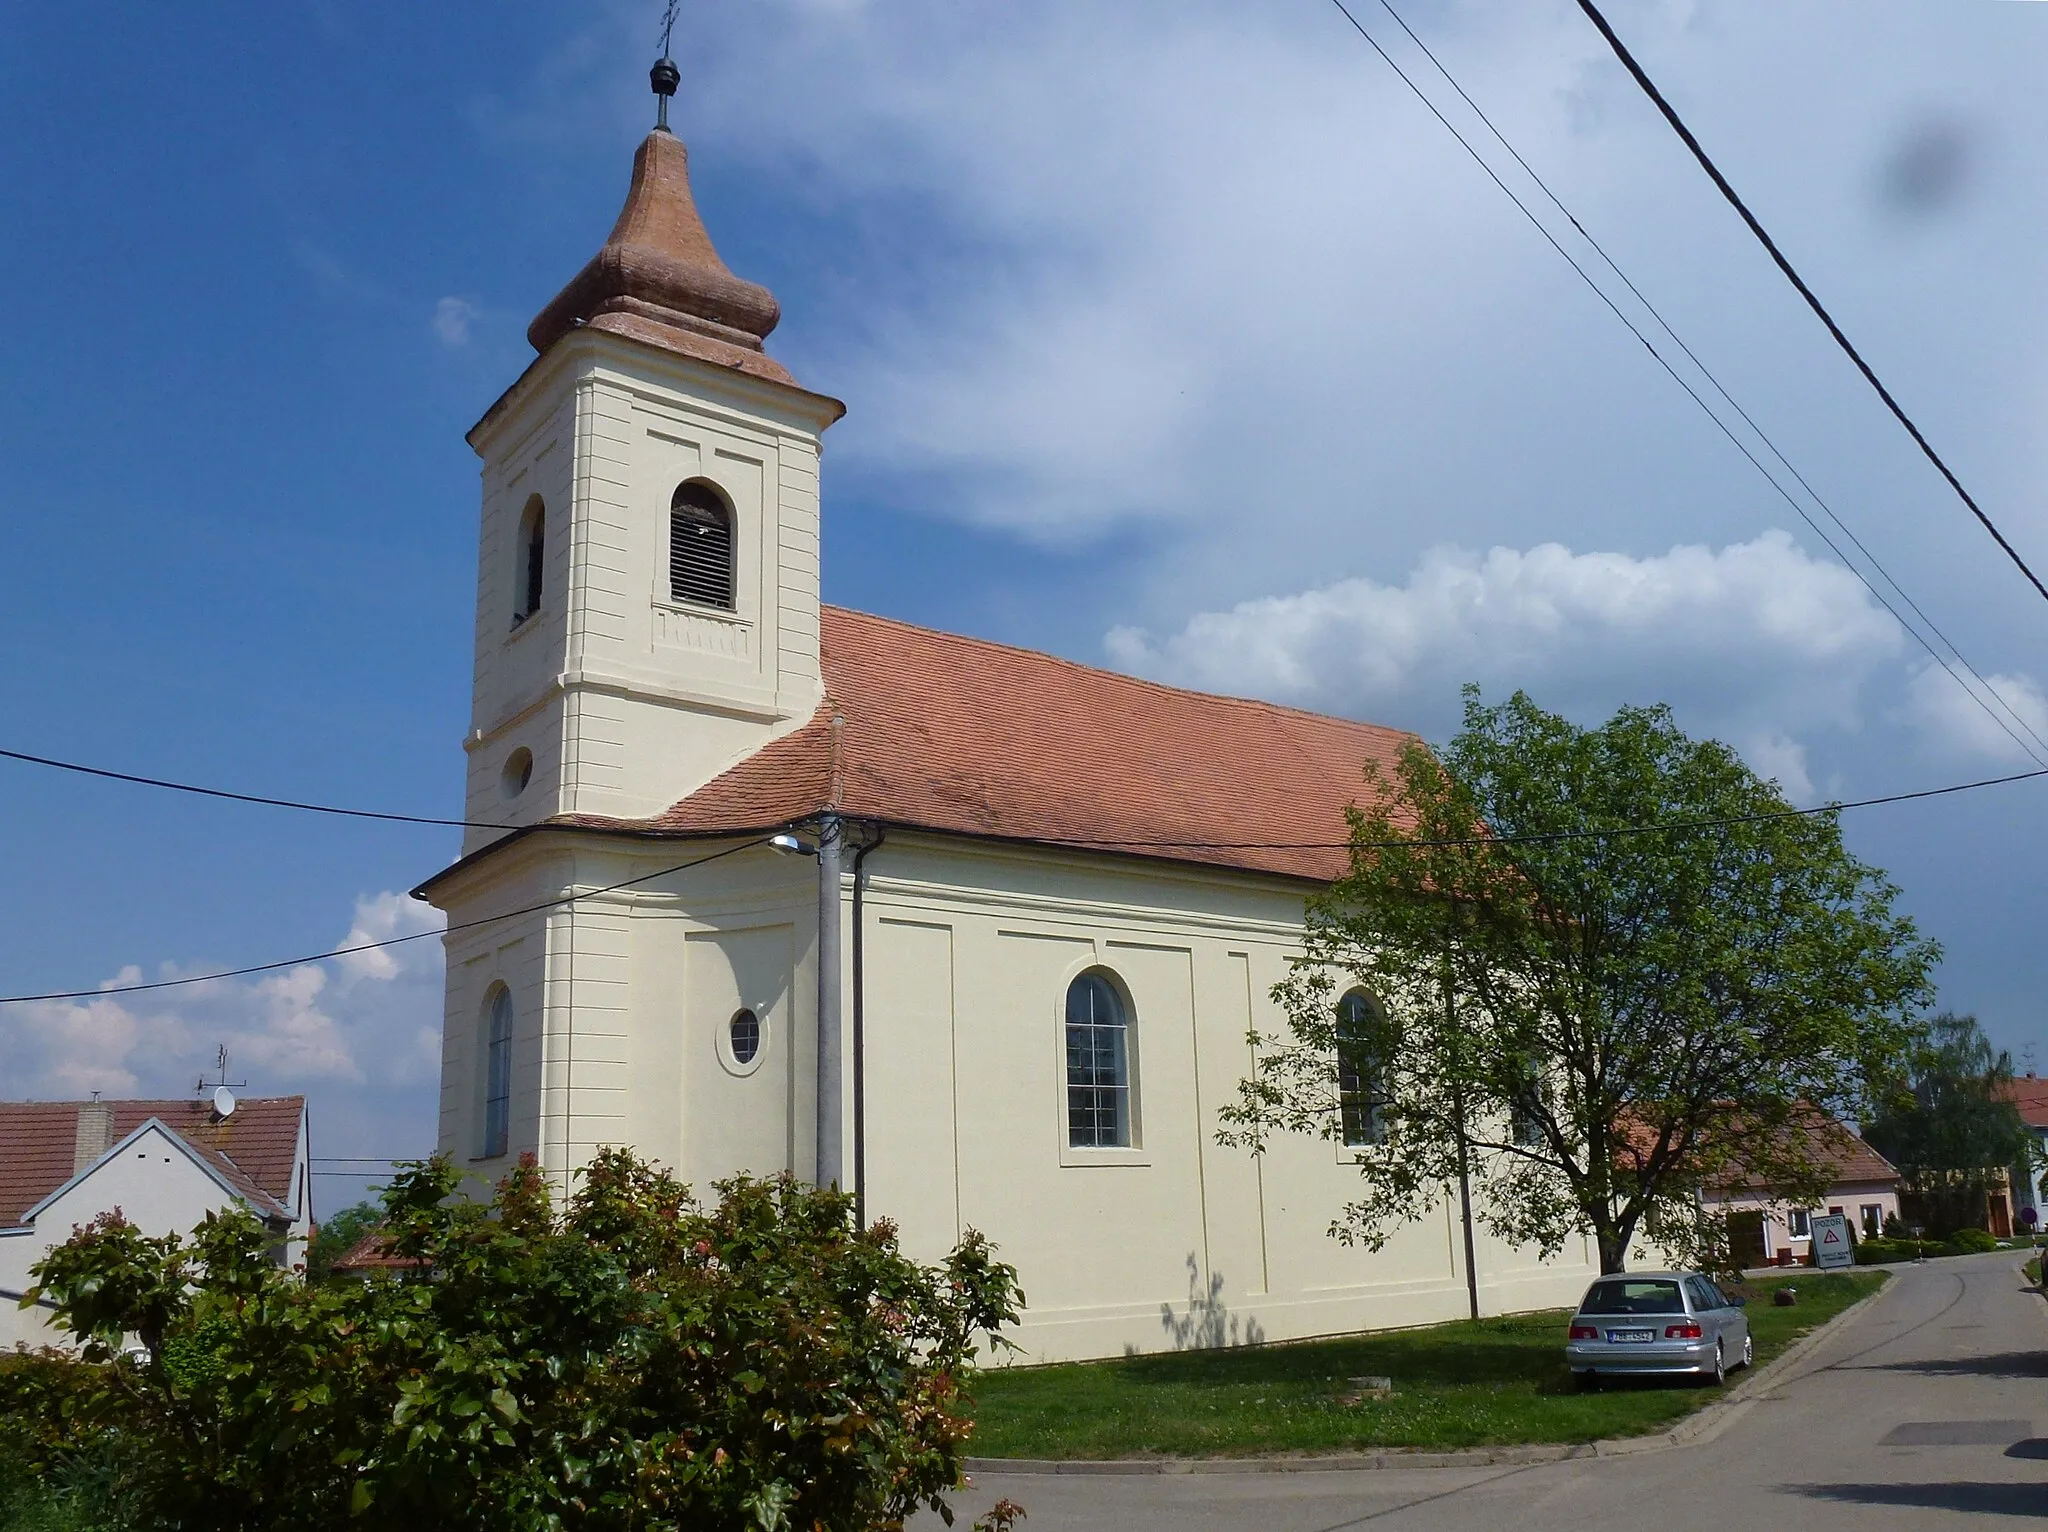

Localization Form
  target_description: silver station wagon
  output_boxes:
[1565,1271,1752,1388]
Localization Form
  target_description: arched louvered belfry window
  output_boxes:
[669,480,735,610]
[513,495,545,626]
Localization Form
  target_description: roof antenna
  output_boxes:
[651,1,682,132]
[197,1043,247,1096]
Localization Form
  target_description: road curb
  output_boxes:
[965,1274,1892,1478]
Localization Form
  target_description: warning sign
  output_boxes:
[1812,1213,1853,1270]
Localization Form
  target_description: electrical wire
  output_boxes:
[1370,0,2048,766]
[10,763,2041,1010]
[1323,0,2048,769]
[0,836,772,1007]
[0,747,518,831]
[1037,762,2048,852]
[1573,0,2048,609]
[11,9,2045,831]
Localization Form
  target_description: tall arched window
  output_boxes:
[513,496,545,626]
[1065,970,1132,1148]
[1509,1061,1551,1149]
[1336,990,1387,1147]
[482,986,513,1158]
[669,480,735,610]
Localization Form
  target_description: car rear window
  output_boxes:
[1579,1279,1685,1315]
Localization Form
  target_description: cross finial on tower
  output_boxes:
[652,1,682,132]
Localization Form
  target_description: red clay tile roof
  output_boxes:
[1702,1106,1898,1193]
[1805,1120,1898,1185]
[1999,1076,2048,1129]
[329,1230,424,1275]
[558,606,1417,883]
[527,128,805,390]
[0,1097,305,1227]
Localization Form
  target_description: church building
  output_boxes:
[414,61,1598,1362]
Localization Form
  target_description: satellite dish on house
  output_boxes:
[212,1086,238,1119]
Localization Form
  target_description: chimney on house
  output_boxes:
[72,1098,115,1175]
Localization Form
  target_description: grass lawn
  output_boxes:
[966,1270,1884,1459]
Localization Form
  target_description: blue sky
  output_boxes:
[5,2,2048,1215]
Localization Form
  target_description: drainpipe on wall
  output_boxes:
[849,826,886,1230]
[815,813,845,1191]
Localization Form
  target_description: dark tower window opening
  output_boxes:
[514,495,546,626]
[669,481,736,610]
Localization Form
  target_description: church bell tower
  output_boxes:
[458,55,844,853]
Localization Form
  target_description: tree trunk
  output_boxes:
[1596,1229,1629,1274]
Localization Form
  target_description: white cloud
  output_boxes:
[1105,531,1902,755]
[0,892,445,1179]
[335,889,444,982]
[1901,664,2048,765]
[433,296,478,347]
[1739,732,1816,804]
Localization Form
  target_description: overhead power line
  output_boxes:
[1323,0,2048,769]
[0,837,771,1007]
[10,10,2046,832]
[1364,0,2048,768]
[0,747,517,831]
[1572,0,2048,610]
[13,765,2043,1009]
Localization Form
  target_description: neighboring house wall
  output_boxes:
[0,1110,313,1351]
[0,1229,55,1347]
[1,1124,251,1349]
[1705,1179,1901,1265]
[2014,1126,2048,1228]
[435,828,1603,1363]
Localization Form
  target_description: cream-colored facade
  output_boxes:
[422,119,1601,1363]
[429,821,1601,1362]
[458,328,837,849]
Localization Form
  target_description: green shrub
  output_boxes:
[4,1152,1024,1532]
[1855,1236,1965,1263]
[1944,1227,1999,1255]
[0,1423,143,1532]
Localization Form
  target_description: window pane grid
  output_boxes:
[483,990,513,1159]
[1065,973,1131,1148]
[1335,991,1384,1147]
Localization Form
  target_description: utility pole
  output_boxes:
[1446,958,1480,1321]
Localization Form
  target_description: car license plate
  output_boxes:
[1607,1328,1655,1343]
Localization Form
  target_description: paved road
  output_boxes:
[941,1251,2048,1530]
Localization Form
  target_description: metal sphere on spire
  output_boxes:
[650,56,680,132]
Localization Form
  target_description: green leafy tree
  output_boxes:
[4,1151,1023,1532]
[1220,689,1937,1274]
[1862,1011,2038,1235]
[304,1198,382,1282]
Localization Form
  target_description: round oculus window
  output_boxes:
[500,747,534,799]
[729,1008,761,1065]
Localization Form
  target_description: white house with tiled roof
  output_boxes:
[1697,1109,1901,1268]
[0,1095,310,1349]
[414,65,1599,1361]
